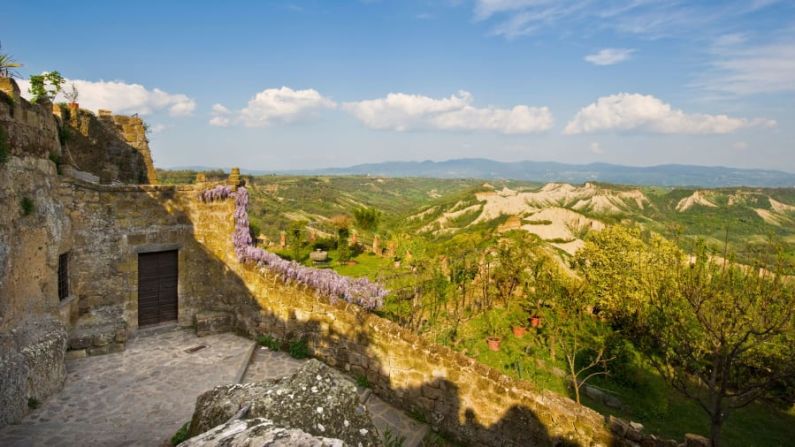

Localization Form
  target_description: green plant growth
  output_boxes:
[382,428,407,447]
[355,374,370,389]
[0,127,9,165]
[640,244,795,447]
[27,397,40,410]
[288,338,310,359]
[288,220,307,262]
[0,42,22,78]
[28,71,65,103]
[170,422,190,446]
[256,334,281,351]
[20,197,34,216]
[353,206,382,232]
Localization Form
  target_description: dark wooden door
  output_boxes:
[137,250,178,326]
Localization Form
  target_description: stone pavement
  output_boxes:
[0,328,428,447]
[0,326,255,447]
[243,346,429,447]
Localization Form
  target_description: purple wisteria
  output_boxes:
[199,184,233,202]
[201,185,387,310]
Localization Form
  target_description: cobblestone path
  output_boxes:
[243,346,429,447]
[0,327,255,447]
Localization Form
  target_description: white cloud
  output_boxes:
[239,87,336,127]
[472,1,781,40]
[212,103,231,114]
[18,78,196,117]
[343,91,553,134]
[209,103,232,127]
[584,48,635,66]
[590,142,605,154]
[700,39,795,95]
[564,93,776,135]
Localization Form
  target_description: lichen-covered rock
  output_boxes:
[179,417,345,447]
[187,359,381,446]
[0,316,67,426]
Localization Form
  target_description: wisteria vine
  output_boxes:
[200,184,387,310]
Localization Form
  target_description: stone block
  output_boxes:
[68,335,93,350]
[194,311,233,337]
[87,345,110,356]
[65,349,87,360]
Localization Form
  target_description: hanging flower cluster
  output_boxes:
[201,185,388,310]
[199,185,233,202]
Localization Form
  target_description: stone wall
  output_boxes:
[186,195,626,447]
[0,80,161,426]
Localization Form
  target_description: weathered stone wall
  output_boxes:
[59,107,157,184]
[0,80,160,426]
[0,83,70,427]
[186,196,624,447]
[59,182,257,336]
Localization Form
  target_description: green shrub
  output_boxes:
[288,338,310,359]
[27,397,40,410]
[355,374,370,388]
[20,197,34,216]
[256,334,281,351]
[170,422,190,446]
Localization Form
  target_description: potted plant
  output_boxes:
[507,305,528,338]
[484,312,501,351]
[64,83,79,110]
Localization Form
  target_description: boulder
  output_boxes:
[684,433,710,447]
[187,359,381,446]
[178,417,345,447]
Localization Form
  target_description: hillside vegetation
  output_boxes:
[160,170,795,445]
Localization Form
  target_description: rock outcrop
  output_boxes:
[179,417,345,447]
[186,360,381,446]
[0,317,67,426]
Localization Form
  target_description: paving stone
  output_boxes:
[0,327,254,447]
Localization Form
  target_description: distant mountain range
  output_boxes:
[169,159,795,187]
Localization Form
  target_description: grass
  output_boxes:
[287,338,310,359]
[453,309,795,446]
[355,374,370,389]
[170,422,190,446]
[256,334,281,351]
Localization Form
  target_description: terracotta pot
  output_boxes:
[486,336,501,351]
[530,316,541,328]
[512,326,527,338]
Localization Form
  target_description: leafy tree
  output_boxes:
[575,225,683,324]
[353,206,382,232]
[0,42,22,78]
[330,215,352,262]
[288,220,307,261]
[543,275,615,404]
[643,244,795,446]
[28,71,65,102]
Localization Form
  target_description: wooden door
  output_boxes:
[137,250,178,326]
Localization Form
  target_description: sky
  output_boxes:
[4,0,795,172]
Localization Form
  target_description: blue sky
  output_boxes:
[4,0,795,171]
